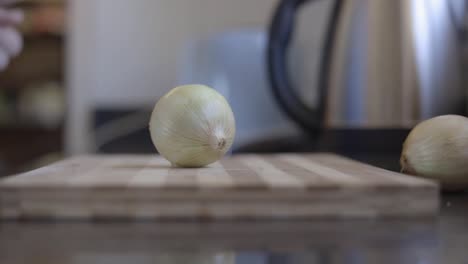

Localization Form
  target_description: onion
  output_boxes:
[400,115,468,189]
[149,84,235,167]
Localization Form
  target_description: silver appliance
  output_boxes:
[268,0,467,136]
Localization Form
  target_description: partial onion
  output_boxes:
[149,84,235,167]
[401,115,468,189]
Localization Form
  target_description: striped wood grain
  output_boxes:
[0,154,439,219]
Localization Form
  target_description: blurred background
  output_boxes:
[0,0,467,176]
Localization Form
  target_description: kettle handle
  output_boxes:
[267,0,343,135]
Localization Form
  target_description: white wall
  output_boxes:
[66,0,99,154]
[92,0,281,107]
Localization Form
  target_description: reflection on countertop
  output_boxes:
[0,193,467,264]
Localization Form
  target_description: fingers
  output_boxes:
[0,26,21,71]
[0,5,23,71]
[0,50,9,71]
[0,26,22,57]
[0,8,23,25]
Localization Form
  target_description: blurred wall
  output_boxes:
[69,0,442,154]
[66,0,332,154]
[66,0,278,154]
[66,0,464,155]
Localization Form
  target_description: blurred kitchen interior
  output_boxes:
[0,0,64,176]
[0,0,467,176]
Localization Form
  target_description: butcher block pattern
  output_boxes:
[0,154,439,220]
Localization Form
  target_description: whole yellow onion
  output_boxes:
[149,84,235,167]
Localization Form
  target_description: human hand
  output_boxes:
[0,0,23,71]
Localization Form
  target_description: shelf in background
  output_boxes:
[0,35,63,90]
[0,125,62,176]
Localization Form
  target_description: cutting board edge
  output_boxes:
[0,186,439,220]
[0,153,441,220]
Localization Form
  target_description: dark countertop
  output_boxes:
[0,193,467,264]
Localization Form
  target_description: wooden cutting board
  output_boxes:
[0,153,438,220]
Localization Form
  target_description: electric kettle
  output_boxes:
[267,0,466,137]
